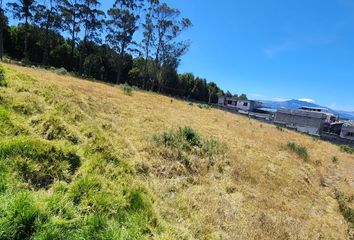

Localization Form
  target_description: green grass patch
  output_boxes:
[0,137,81,189]
[339,145,354,154]
[286,142,309,161]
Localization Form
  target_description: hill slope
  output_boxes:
[0,63,354,239]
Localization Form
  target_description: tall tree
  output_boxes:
[34,0,61,65]
[59,0,83,70]
[0,0,7,59]
[106,0,141,84]
[79,0,105,74]
[141,0,159,85]
[7,0,36,61]
[152,3,191,91]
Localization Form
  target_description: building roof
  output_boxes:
[343,121,354,128]
[218,96,261,103]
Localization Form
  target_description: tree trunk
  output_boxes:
[24,16,29,62]
[116,43,125,85]
[0,22,3,60]
[0,2,3,60]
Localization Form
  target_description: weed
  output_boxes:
[198,104,210,109]
[332,156,339,164]
[339,145,354,154]
[154,126,228,173]
[276,125,284,131]
[335,190,354,226]
[0,65,7,87]
[122,83,133,96]
[286,142,309,160]
[55,67,68,75]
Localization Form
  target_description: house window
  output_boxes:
[243,102,248,107]
[234,101,238,106]
[346,132,354,137]
[227,100,232,105]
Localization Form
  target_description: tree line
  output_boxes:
[0,0,247,103]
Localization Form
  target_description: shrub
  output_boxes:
[154,126,228,172]
[286,142,309,160]
[198,104,210,109]
[55,67,68,75]
[0,65,7,87]
[276,125,284,131]
[179,126,201,146]
[335,190,354,225]
[0,138,81,189]
[122,84,133,96]
[340,145,354,154]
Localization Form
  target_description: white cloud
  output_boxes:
[298,98,315,103]
[272,97,290,102]
[251,93,265,99]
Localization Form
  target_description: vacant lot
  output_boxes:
[0,63,353,239]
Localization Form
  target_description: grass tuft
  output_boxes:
[122,83,133,96]
[154,126,228,173]
[339,145,354,154]
[286,142,309,161]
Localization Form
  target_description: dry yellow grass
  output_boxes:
[3,63,354,239]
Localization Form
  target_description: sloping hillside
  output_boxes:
[0,63,354,240]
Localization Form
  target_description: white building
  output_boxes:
[218,96,262,112]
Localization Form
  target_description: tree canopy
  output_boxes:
[3,0,246,103]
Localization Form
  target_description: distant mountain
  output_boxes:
[260,99,354,120]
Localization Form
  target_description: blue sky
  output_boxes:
[162,0,354,111]
[4,0,354,110]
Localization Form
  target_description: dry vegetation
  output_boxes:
[1,63,354,239]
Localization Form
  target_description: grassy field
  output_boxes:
[0,62,354,239]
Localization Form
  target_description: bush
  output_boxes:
[198,104,210,109]
[335,190,354,225]
[179,126,201,146]
[286,142,309,160]
[122,83,133,96]
[154,126,228,172]
[0,137,81,189]
[0,65,7,87]
[340,145,354,154]
[55,67,68,75]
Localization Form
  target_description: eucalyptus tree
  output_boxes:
[152,2,191,91]
[34,0,61,65]
[7,0,36,61]
[106,0,141,84]
[0,0,7,59]
[141,0,159,84]
[79,0,105,74]
[59,0,83,69]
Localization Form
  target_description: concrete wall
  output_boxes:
[217,96,262,112]
[274,109,327,136]
[340,125,354,140]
